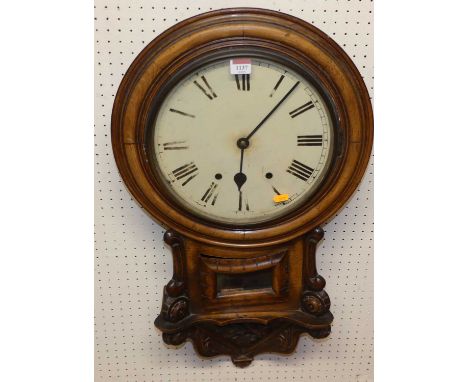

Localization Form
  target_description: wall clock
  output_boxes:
[111,8,373,367]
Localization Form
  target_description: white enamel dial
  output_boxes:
[152,58,334,224]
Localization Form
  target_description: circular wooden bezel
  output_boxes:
[143,46,344,229]
[111,8,373,248]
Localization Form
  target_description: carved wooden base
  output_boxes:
[155,228,333,366]
[159,319,331,367]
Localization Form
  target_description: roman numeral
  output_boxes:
[235,74,250,91]
[169,108,195,118]
[297,135,323,146]
[287,160,314,181]
[289,101,315,118]
[269,75,285,97]
[194,75,217,100]
[238,192,250,211]
[162,140,188,150]
[171,162,199,186]
[201,182,219,205]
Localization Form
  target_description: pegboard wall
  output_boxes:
[94,1,373,381]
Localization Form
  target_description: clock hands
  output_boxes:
[233,81,300,209]
[233,140,248,211]
[245,81,300,140]
[234,144,247,190]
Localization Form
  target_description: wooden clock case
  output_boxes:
[111,8,373,367]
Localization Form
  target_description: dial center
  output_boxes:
[236,137,250,150]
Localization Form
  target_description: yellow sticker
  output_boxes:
[273,194,289,203]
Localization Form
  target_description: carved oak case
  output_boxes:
[111,8,373,367]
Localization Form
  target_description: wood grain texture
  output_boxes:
[154,228,333,366]
[111,8,373,367]
[111,8,373,248]
[162,321,332,368]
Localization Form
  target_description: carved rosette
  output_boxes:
[301,290,331,315]
[166,297,189,322]
[160,291,190,324]
[157,231,190,325]
[156,227,334,366]
[301,227,332,319]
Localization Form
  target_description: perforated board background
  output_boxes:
[94,1,373,381]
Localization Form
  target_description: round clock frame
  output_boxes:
[111,8,373,367]
[111,8,373,249]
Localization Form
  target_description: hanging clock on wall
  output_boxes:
[112,8,373,367]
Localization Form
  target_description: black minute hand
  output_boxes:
[245,81,300,140]
[233,81,299,210]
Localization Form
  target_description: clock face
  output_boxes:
[151,57,334,225]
